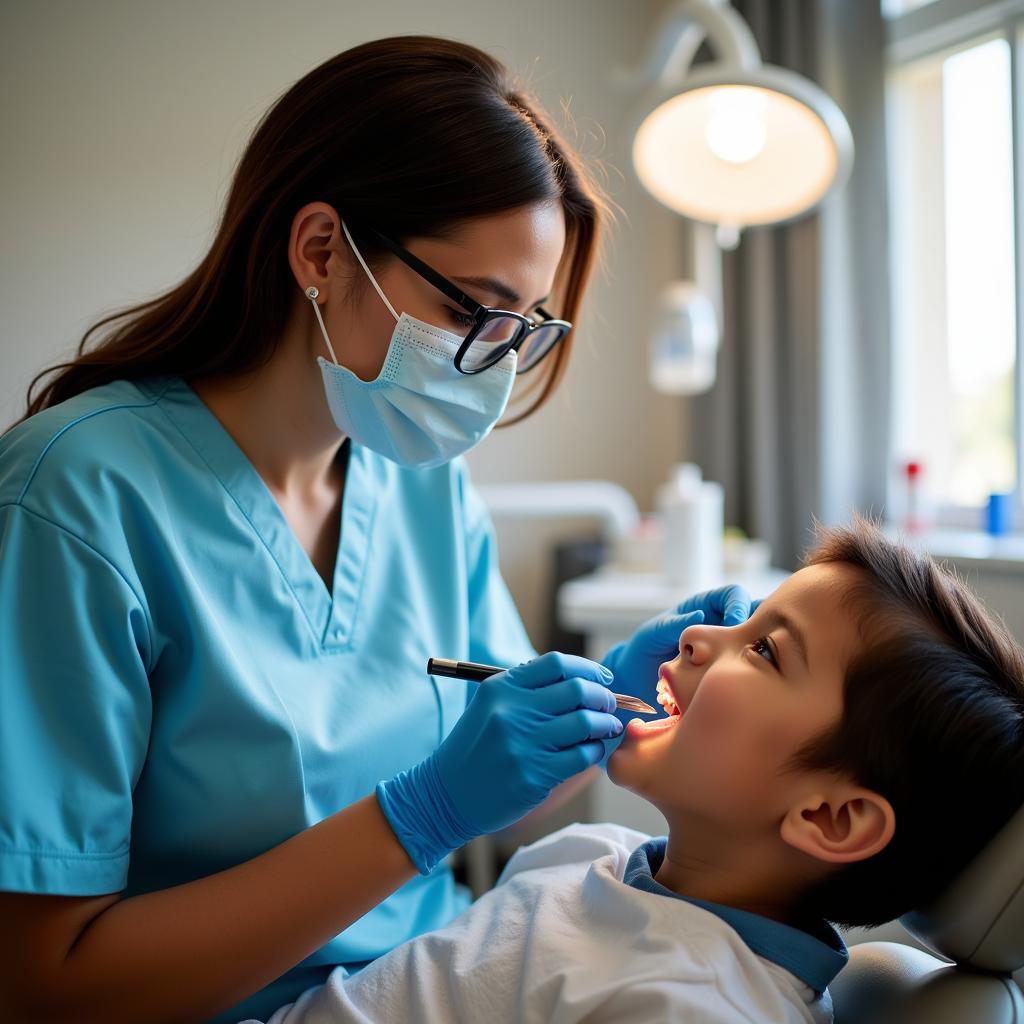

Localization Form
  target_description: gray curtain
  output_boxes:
[687,0,891,570]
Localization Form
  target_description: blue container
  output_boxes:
[986,493,1014,537]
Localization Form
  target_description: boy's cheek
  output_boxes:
[685,673,741,734]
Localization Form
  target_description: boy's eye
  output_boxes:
[750,635,778,668]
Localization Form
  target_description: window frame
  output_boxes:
[885,0,1024,529]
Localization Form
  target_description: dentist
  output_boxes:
[0,35,750,1024]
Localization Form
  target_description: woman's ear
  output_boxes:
[288,202,344,299]
[780,786,896,865]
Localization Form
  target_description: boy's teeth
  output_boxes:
[656,677,680,716]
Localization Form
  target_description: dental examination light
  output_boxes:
[622,0,854,249]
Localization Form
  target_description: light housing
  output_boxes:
[625,0,854,237]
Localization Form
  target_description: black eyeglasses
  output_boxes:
[357,225,573,375]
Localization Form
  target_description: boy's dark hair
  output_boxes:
[784,516,1024,929]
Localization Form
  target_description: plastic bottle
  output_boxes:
[903,460,926,533]
[648,282,719,396]
[656,463,724,589]
[987,492,1014,537]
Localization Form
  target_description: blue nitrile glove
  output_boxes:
[376,652,623,874]
[597,585,754,763]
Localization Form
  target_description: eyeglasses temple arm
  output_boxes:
[360,226,485,318]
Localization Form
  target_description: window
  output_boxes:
[883,0,940,16]
[886,1,1024,527]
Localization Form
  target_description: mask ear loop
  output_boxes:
[306,219,401,365]
[341,220,400,322]
[305,285,340,364]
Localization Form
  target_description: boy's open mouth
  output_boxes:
[625,677,683,738]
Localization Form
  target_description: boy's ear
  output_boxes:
[779,786,896,865]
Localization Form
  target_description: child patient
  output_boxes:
[248,519,1024,1023]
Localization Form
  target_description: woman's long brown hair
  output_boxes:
[12,35,609,431]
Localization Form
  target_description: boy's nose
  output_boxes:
[679,624,713,665]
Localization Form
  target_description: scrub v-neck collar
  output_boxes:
[140,375,379,651]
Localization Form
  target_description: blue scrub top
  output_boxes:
[0,375,537,1022]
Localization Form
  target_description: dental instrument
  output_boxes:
[427,658,659,714]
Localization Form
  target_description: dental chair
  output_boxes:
[829,800,1024,1023]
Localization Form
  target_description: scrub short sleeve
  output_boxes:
[458,466,537,670]
[0,503,152,895]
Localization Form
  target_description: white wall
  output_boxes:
[0,0,688,648]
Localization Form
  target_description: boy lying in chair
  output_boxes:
[245,519,1024,1023]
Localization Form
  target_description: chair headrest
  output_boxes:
[900,801,1024,973]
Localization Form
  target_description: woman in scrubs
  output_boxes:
[0,36,750,1023]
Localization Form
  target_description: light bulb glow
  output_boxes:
[704,88,767,164]
[632,79,845,226]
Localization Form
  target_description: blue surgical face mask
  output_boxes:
[307,221,516,469]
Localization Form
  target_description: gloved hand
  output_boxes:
[598,585,754,761]
[376,652,623,874]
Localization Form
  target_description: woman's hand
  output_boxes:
[376,652,623,874]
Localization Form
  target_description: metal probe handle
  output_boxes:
[426,657,657,714]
